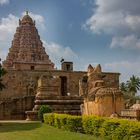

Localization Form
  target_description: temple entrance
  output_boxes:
[31,66,35,70]
[60,76,67,96]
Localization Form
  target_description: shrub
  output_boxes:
[82,116,105,136]
[127,126,140,140]
[54,114,68,129]
[43,113,140,139]
[44,113,55,126]
[38,105,52,122]
[66,115,83,132]
[91,117,105,136]
[112,120,140,140]
[44,113,83,132]
[100,119,120,139]
[54,114,61,128]
[112,120,130,140]
[82,116,94,135]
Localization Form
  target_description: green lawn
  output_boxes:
[0,122,107,140]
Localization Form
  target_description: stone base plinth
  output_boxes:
[33,96,83,115]
[25,111,38,121]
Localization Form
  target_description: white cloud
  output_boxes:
[21,12,45,30]
[0,14,18,41]
[83,0,140,84]
[43,41,78,69]
[84,0,140,49]
[0,12,46,61]
[111,35,140,49]
[0,0,9,5]
[0,14,18,61]
[104,61,140,82]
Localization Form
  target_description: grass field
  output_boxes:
[0,122,107,140]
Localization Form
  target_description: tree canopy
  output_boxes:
[120,75,140,108]
[120,75,140,96]
[0,64,6,91]
[126,75,140,96]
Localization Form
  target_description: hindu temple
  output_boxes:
[0,12,124,120]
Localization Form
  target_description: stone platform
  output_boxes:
[26,96,83,121]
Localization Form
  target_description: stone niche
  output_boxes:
[80,64,124,117]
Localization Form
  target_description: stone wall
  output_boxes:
[0,96,34,120]
[0,70,86,98]
[0,69,85,119]
[0,65,122,119]
[83,95,124,117]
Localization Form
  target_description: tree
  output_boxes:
[120,75,140,108]
[0,62,6,91]
[120,82,127,93]
[126,75,140,96]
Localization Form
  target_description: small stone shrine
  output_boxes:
[80,64,124,117]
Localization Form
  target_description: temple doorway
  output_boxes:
[60,76,67,96]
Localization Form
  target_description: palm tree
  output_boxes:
[126,75,140,96]
[120,82,127,93]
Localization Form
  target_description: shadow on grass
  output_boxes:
[0,122,42,133]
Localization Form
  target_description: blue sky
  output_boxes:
[0,0,140,83]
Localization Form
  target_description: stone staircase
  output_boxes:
[34,96,83,115]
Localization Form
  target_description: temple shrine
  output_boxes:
[0,12,124,120]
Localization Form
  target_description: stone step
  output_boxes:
[35,99,83,105]
[36,96,83,100]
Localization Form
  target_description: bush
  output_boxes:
[82,116,105,136]
[44,113,55,126]
[127,126,140,140]
[66,115,83,132]
[44,113,83,132]
[112,120,130,140]
[91,117,105,136]
[38,105,52,122]
[43,113,140,139]
[54,114,61,128]
[112,121,140,140]
[100,119,120,139]
[54,114,68,129]
[82,116,94,135]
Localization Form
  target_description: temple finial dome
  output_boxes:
[21,11,33,25]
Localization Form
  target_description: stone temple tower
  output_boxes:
[3,11,54,70]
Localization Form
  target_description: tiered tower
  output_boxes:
[3,11,54,70]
